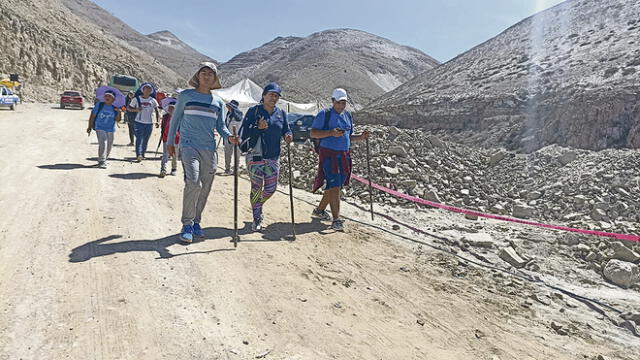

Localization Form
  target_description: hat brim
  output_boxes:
[333,96,348,102]
[189,66,222,90]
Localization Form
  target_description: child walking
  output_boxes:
[87,89,122,168]
[160,97,179,178]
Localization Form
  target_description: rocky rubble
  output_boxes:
[279,124,640,289]
[281,124,640,234]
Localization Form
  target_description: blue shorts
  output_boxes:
[321,153,351,190]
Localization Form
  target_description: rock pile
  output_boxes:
[280,125,640,236]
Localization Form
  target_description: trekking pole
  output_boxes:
[232,126,239,248]
[287,142,296,240]
[365,137,374,220]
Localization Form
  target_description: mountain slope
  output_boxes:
[219,29,440,106]
[359,0,640,152]
[0,0,184,101]
[61,0,216,78]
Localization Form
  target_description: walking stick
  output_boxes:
[287,142,296,240]
[365,137,374,220]
[232,126,239,248]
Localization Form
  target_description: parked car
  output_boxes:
[0,86,20,110]
[287,113,315,142]
[60,90,85,109]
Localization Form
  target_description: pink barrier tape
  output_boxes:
[351,174,640,243]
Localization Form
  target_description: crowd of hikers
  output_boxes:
[86,62,370,241]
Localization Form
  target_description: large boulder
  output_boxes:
[603,259,640,289]
[610,242,640,263]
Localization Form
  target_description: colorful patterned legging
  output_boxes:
[248,158,280,222]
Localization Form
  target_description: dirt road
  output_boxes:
[0,104,636,359]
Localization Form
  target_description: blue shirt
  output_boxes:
[311,108,353,151]
[92,103,117,132]
[167,89,231,151]
[240,105,292,160]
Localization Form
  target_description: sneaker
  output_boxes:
[331,219,345,232]
[170,168,177,176]
[312,208,332,221]
[251,217,263,232]
[193,223,205,238]
[127,142,134,146]
[98,161,107,169]
[180,225,194,243]
[224,169,232,175]
[159,170,166,178]
[135,156,143,163]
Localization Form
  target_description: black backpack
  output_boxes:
[312,108,332,154]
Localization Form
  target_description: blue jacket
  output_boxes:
[240,105,292,160]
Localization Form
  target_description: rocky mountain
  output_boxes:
[0,0,184,102]
[219,29,440,106]
[359,0,640,152]
[61,0,216,78]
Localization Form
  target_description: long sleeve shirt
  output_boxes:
[167,89,231,151]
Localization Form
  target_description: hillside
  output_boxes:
[219,29,440,106]
[61,0,217,78]
[0,0,183,101]
[359,0,640,152]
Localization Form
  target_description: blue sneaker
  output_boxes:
[180,225,194,243]
[193,223,205,238]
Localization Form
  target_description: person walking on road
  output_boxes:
[159,97,179,178]
[87,90,121,169]
[128,83,160,162]
[124,91,136,146]
[166,62,239,243]
[310,88,369,232]
[238,82,293,232]
[223,100,243,175]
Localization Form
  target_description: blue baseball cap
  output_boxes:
[262,82,282,96]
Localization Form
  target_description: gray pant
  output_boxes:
[180,146,217,226]
[96,130,114,162]
[161,142,178,172]
[223,140,234,171]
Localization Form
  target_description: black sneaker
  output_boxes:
[331,219,345,232]
[312,208,332,221]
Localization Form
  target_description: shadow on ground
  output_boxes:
[37,163,96,170]
[69,220,330,263]
[109,172,159,180]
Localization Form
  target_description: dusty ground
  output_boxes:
[0,104,638,360]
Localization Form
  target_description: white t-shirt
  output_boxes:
[130,96,159,124]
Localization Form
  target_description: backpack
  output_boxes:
[312,109,333,154]
[239,106,260,154]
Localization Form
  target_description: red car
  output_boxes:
[60,90,85,110]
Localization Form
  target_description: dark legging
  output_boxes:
[134,122,153,157]
[126,113,136,144]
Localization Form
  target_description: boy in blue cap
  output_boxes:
[239,82,293,232]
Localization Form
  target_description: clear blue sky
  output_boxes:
[93,0,565,63]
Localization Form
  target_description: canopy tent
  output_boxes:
[212,79,319,115]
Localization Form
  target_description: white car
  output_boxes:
[0,86,20,110]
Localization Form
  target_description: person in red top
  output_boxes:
[160,97,180,178]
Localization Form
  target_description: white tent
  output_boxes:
[213,79,319,115]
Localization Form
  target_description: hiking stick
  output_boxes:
[365,137,374,220]
[287,142,296,240]
[232,126,239,247]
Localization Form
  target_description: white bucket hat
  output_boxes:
[189,62,222,90]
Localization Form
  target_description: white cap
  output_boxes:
[332,88,348,101]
